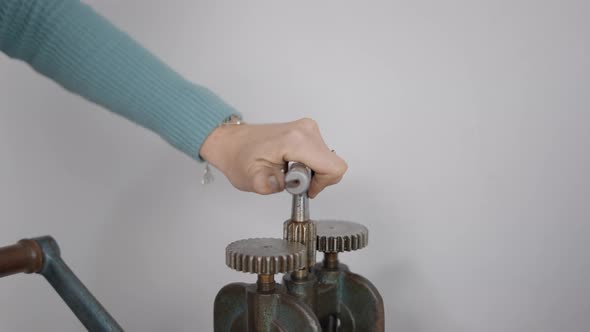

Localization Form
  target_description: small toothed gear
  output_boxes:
[283,220,317,243]
[283,220,317,268]
[226,238,307,275]
[316,220,369,253]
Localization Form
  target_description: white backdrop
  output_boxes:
[1,1,589,331]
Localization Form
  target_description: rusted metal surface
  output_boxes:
[0,239,43,278]
[314,262,385,332]
[323,252,339,270]
[313,219,384,331]
[283,272,318,313]
[218,236,321,331]
[257,274,276,293]
[214,282,322,332]
[216,252,385,332]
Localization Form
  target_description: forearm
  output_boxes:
[0,0,238,160]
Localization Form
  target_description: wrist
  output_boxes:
[200,117,243,173]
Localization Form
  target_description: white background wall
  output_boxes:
[1,0,589,331]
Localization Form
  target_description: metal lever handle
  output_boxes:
[0,239,43,278]
[285,162,312,222]
[285,162,312,195]
[0,236,123,332]
[283,162,316,274]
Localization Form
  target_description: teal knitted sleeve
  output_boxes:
[0,0,239,161]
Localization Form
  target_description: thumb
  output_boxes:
[251,166,286,195]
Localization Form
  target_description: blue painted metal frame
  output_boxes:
[33,236,124,332]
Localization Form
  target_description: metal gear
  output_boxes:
[283,219,317,269]
[226,238,307,275]
[315,220,369,253]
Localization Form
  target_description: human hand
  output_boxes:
[200,118,347,198]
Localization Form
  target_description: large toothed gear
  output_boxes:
[226,238,307,275]
[316,220,369,253]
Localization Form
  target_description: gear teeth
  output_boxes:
[283,220,317,268]
[226,238,307,275]
[315,220,369,253]
[317,233,367,252]
[283,220,317,243]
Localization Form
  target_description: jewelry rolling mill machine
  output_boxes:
[0,162,384,331]
[214,162,384,331]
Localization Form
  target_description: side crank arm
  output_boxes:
[0,236,123,332]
